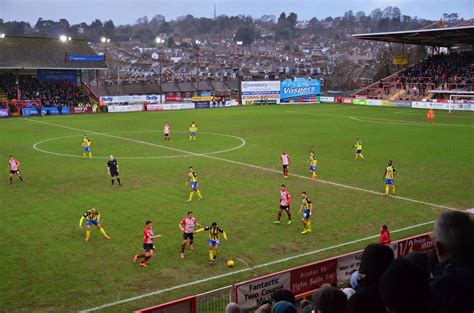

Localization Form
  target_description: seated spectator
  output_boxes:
[271,301,297,313]
[379,259,432,313]
[271,289,296,305]
[431,211,474,313]
[348,243,394,313]
[405,251,430,279]
[256,303,272,313]
[225,302,241,313]
[300,299,314,313]
[313,285,348,313]
[379,224,391,244]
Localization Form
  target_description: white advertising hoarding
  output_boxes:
[108,104,144,112]
[241,81,281,105]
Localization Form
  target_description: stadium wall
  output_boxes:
[135,232,434,313]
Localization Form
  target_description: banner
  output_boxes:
[241,81,281,105]
[107,104,143,112]
[352,99,368,105]
[382,100,412,108]
[68,54,105,62]
[236,272,291,309]
[100,95,162,104]
[290,259,337,295]
[397,234,435,258]
[147,103,195,111]
[21,107,70,116]
[320,96,335,103]
[0,109,9,117]
[280,78,320,103]
[37,69,77,85]
[367,99,382,106]
[336,251,363,284]
[192,96,213,102]
[194,102,211,108]
[392,56,408,65]
[165,95,183,102]
[70,107,94,114]
[343,97,352,104]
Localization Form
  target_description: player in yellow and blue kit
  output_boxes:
[298,191,313,234]
[82,135,92,159]
[189,121,198,141]
[384,160,396,196]
[353,139,365,160]
[195,222,228,264]
[186,166,203,201]
[309,151,318,181]
[79,207,110,241]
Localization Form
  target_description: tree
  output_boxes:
[371,8,382,21]
[278,12,286,24]
[234,25,257,45]
[356,11,366,21]
[167,36,176,48]
[103,20,115,37]
[287,12,298,29]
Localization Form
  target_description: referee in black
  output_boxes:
[107,155,122,186]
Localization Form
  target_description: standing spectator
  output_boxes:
[313,285,348,313]
[379,224,391,244]
[431,211,474,313]
[256,303,272,313]
[225,302,241,313]
[271,301,297,313]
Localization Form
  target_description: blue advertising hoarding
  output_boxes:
[280,78,320,103]
[21,107,70,116]
[37,69,77,85]
[0,109,9,117]
[68,54,105,62]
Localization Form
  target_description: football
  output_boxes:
[227,260,235,268]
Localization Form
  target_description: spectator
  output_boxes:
[300,299,314,313]
[379,224,391,244]
[379,259,432,313]
[341,287,356,299]
[313,285,348,313]
[225,302,241,313]
[271,301,297,313]
[256,303,272,313]
[431,211,474,313]
[348,243,394,313]
[271,289,296,305]
[405,251,430,279]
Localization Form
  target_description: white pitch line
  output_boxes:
[25,118,462,212]
[350,116,474,128]
[394,111,474,119]
[79,219,435,312]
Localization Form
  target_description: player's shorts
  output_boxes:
[191,181,198,190]
[303,209,311,220]
[280,205,290,211]
[86,220,99,226]
[83,147,90,152]
[190,131,196,136]
[10,170,20,175]
[208,239,220,246]
[110,170,119,177]
[183,232,194,240]
[309,165,316,171]
[143,243,155,251]
[356,150,362,154]
[164,133,170,137]
[282,164,288,169]
[385,179,395,185]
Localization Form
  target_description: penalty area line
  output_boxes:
[25,118,462,213]
[79,220,435,312]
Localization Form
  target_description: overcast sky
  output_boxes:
[1,0,472,25]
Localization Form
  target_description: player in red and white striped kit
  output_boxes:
[8,155,23,184]
[179,211,201,259]
[274,184,292,224]
[163,122,171,143]
[280,150,291,179]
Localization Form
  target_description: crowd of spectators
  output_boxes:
[0,73,93,107]
[225,211,473,313]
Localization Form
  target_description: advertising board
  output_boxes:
[107,104,143,112]
[241,81,280,105]
[280,78,320,103]
[100,95,162,104]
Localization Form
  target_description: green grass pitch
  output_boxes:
[0,104,473,312]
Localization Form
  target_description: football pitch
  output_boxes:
[1,104,473,312]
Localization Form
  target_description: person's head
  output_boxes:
[280,184,286,191]
[313,285,348,313]
[381,224,388,232]
[256,303,272,313]
[188,166,193,172]
[187,211,193,217]
[309,151,314,155]
[379,259,432,313]
[271,301,297,313]
[211,222,217,228]
[271,289,295,305]
[145,220,152,228]
[225,302,241,313]
[109,155,114,160]
[301,191,307,199]
[433,211,474,262]
[387,160,392,166]
[91,207,97,213]
[9,155,13,160]
[405,252,429,280]
[358,243,394,286]
[282,150,286,154]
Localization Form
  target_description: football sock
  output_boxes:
[188,192,194,201]
[99,227,109,238]
[143,256,150,263]
[385,185,389,195]
[19,175,23,181]
[391,185,396,194]
[360,154,364,159]
[277,212,282,221]
[181,244,186,253]
[85,229,91,240]
[209,250,213,261]
[196,190,203,199]
[189,136,192,141]
[287,212,291,220]
[312,172,317,180]
[9,177,12,184]
[137,253,146,259]
[111,179,114,185]
[308,220,312,231]
[213,249,217,260]
[117,178,121,185]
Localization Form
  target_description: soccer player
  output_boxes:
[189,121,198,141]
[274,184,292,224]
[195,222,228,265]
[179,211,201,258]
[280,150,291,178]
[79,207,110,241]
[308,151,318,181]
[297,191,313,234]
[8,155,23,184]
[163,122,171,143]
[107,155,122,186]
[353,139,365,160]
[133,220,163,268]
[186,166,203,201]
[82,135,92,159]
[427,109,435,124]
[383,160,396,196]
